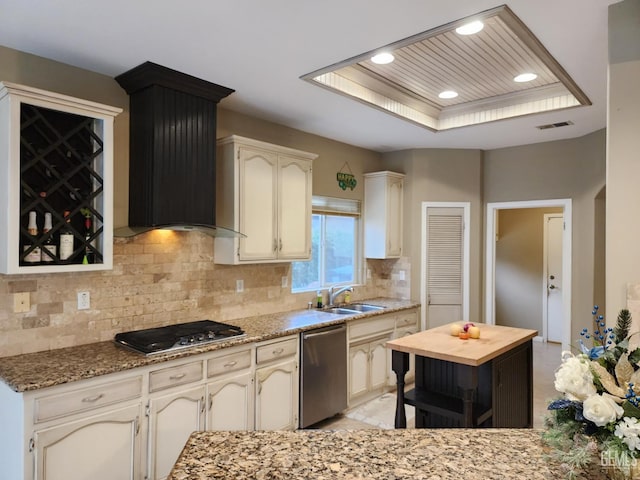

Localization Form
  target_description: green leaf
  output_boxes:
[622,400,640,419]
[628,348,640,366]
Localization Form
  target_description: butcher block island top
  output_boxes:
[386,322,538,366]
[168,429,607,480]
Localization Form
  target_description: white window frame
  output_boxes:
[292,196,362,293]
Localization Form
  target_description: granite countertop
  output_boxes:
[168,429,607,480]
[0,297,418,393]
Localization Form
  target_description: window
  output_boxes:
[292,196,360,292]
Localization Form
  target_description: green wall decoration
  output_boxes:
[337,162,357,190]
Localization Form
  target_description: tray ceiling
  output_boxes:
[303,5,590,132]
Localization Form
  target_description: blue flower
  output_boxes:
[579,339,605,359]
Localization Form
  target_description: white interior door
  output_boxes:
[544,214,564,343]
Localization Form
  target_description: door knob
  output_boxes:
[549,284,556,290]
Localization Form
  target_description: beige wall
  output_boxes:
[484,129,606,341]
[0,44,610,356]
[495,208,562,332]
[607,0,640,330]
[382,148,484,322]
[0,46,394,357]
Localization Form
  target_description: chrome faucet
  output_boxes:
[328,285,354,307]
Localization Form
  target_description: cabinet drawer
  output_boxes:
[256,337,297,365]
[208,349,252,377]
[349,316,395,342]
[34,376,142,423]
[395,311,418,328]
[149,361,203,393]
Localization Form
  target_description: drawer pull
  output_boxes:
[169,373,187,381]
[223,361,238,368]
[81,394,104,403]
[272,348,284,356]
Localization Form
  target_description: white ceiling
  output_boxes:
[0,0,615,152]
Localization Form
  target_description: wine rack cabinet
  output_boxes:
[0,82,121,274]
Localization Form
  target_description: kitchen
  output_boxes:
[0,0,638,478]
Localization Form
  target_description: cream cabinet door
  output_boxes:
[33,404,141,480]
[386,176,404,257]
[369,337,390,392]
[278,155,312,260]
[255,359,298,430]
[238,146,278,261]
[348,344,369,402]
[206,372,254,431]
[364,171,404,259]
[147,386,205,480]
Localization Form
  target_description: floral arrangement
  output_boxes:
[543,306,640,479]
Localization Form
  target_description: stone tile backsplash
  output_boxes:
[0,231,410,357]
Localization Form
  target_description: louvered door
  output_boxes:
[425,207,464,328]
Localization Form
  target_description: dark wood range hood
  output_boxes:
[114,61,239,237]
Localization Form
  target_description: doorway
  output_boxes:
[485,199,572,348]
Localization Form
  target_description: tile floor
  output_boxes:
[312,340,561,430]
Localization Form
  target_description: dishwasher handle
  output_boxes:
[302,324,346,340]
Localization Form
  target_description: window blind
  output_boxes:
[312,196,361,216]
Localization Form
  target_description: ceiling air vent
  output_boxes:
[536,120,574,130]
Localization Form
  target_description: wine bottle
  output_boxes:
[41,212,57,263]
[59,210,74,261]
[83,213,94,264]
[23,211,41,265]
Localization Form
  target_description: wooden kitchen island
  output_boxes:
[387,323,537,429]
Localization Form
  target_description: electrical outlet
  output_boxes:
[236,279,244,293]
[77,291,90,310]
[399,270,406,281]
[281,276,288,288]
[13,292,30,313]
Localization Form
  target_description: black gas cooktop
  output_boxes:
[114,320,246,356]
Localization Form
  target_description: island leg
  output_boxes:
[391,350,410,429]
[457,365,479,428]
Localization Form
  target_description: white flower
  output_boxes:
[615,417,640,451]
[554,351,597,401]
[582,393,624,427]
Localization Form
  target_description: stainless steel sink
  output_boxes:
[322,307,360,315]
[321,304,386,315]
[347,304,385,312]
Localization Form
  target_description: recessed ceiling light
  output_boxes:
[371,52,395,64]
[455,20,484,35]
[514,72,538,82]
[438,90,458,99]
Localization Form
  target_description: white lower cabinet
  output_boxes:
[254,336,298,430]
[347,308,420,407]
[147,386,205,480]
[206,372,254,431]
[33,403,142,480]
[255,359,298,430]
[348,335,391,404]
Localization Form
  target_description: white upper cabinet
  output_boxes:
[363,171,405,259]
[215,135,316,264]
[0,82,121,274]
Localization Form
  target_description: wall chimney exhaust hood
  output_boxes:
[114,62,241,238]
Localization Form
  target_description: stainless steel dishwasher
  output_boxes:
[299,323,348,428]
